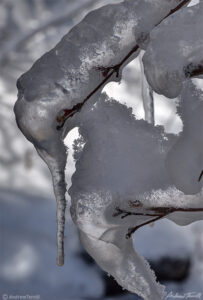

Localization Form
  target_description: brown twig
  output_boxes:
[198,170,203,182]
[150,206,203,214]
[113,207,162,219]
[126,214,166,239]
[56,0,192,130]
[160,0,190,25]
[114,206,203,218]
[113,205,203,239]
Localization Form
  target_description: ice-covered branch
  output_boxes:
[113,205,203,238]
[143,2,203,98]
[69,92,203,299]
[14,0,203,298]
[15,0,191,269]
[55,0,191,130]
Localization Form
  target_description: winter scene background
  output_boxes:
[0,0,203,299]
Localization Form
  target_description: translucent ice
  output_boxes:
[14,0,187,267]
[143,3,203,98]
[69,94,203,299]
[166,81,203,194]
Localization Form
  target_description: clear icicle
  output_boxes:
[14,89,68,265]
[139,51,154,125]
[36,144,67,266]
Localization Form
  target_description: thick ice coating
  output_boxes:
[166,81,203,194]
[143,3,203,98]
[14,0,187,268]
[69,93,203,300]
[70,95,169,300]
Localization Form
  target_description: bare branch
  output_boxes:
[113,205,203,239]
[159,0,190,25]
[113,207,162,219]
[198,170,203,182]
[126,215,165,239]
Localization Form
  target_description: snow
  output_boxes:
[166,81,203,195]
[143,2,203,98]
[68,90,203,298]
[70,96,172,199]
[12,0,203,298]
[14,0,189,269]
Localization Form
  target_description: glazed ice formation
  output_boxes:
[166,81,203,195]
[14,0,203,299]
[143,2,203,98]
[69,89,203,300]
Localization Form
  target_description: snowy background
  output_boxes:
[0,0,203,299]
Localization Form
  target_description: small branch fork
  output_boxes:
[56,0,193,130]
[113,205,203,239]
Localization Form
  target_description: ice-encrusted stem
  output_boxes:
[79,229,165,300]
[56,0,191,130]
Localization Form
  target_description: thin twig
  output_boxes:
[126,205,203,239]
[150,206,203,214]
[126,214,167,239]
[114,206,203,219]
[159,0,190,25]
[113,207,163,218]
[198,170,203,182]
[113,205,203,239]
